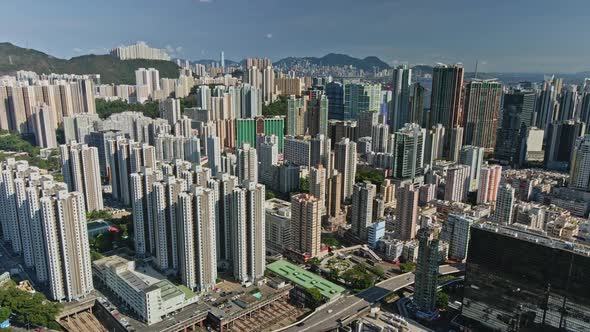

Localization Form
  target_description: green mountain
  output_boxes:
[0,42,179,84]
[275,53,390,71]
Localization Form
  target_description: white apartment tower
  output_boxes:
[231,182,265,283]
[494,183,515,224]
[444,165,471,202]
[334,138,357,202]
[178,186,218,291]
[41,191,94,302]
[237,143,258,184]
[60,142,104,212]
[309,165,327,216]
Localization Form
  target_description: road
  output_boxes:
[280,264,464,332]
[0,242,35,286]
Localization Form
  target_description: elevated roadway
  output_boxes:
[278,264,464,332]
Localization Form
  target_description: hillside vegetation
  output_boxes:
[0,42,179,84]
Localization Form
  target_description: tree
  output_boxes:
[299,177,310,193]
[305,287,323,308]
[0,307,10,322]
[90,250,104,262]
[342,264,376,290]
[355,169,384,187]
[436,291,449,310]
[328,269,340,282]
[179,94,198,111]
[399,261,416,273]
[0,283,62,328]
[86,210,112,220]
[55,125,65,145]
[369,265,385,279]
[265,191,276,200]
[262,96,288,116]
[308,257,321,269]
[323,238,340,247]
[95,99,160,119]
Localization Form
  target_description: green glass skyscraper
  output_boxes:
[236,116,285,152]
[343,83,381,120]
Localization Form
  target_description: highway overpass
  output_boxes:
[278,264,464,332]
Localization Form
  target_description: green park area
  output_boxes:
[0,281,63,330]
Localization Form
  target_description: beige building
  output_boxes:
[394,184,419,240]
[290,194,321,258]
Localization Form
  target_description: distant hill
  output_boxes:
[275,53,391,71]
[0,42,179,84]
[411,64,434,73]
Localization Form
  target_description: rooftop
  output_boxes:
[475,222,590,257]
[93,255,185,297]
[266,260,345,300]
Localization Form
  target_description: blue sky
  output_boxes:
[2,0,589,73]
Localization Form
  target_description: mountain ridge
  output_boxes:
[0,42,179,84]
[273,53,391,71]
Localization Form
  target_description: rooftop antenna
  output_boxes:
[474,59,479,80]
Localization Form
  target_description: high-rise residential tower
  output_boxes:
[570,135,590,191]
[60,142,104,212]
[392,123,425,181]
[444,165,471,202]
[390,65,412,131]
[351,181,376,240]
[462,80,503,151]
[394,183,419,240]
[290,193,321,258]
[232,182,265,283]
[430,64,464,158]
[495,91,536,164]
[414,228,440,313]
[237,143,258,184]
[334,138,357,202]
[493,183,515,224]
[477,164,502,205]
[458,145,485,191]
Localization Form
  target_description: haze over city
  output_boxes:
[3,0,590,72]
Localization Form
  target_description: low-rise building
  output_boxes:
[265,198,292,255]
[266,260,345,305]
[93,256,198,325]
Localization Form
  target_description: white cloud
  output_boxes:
[176,46,184,53]
[73,48,83,53]
[265,33,273,39]
[198,0,212,3]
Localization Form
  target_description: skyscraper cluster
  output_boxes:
[0,159,93,302]
[130,159,266,287]
[0,75,96,146]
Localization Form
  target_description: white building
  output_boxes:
[334,138,357,202]
[446,214,476,261]
[237,143,258,184]
[93,256,198,325]
[232,182,266,284]
[265,198,291,255]
[60,141,104,212]
[110,42,171,61]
